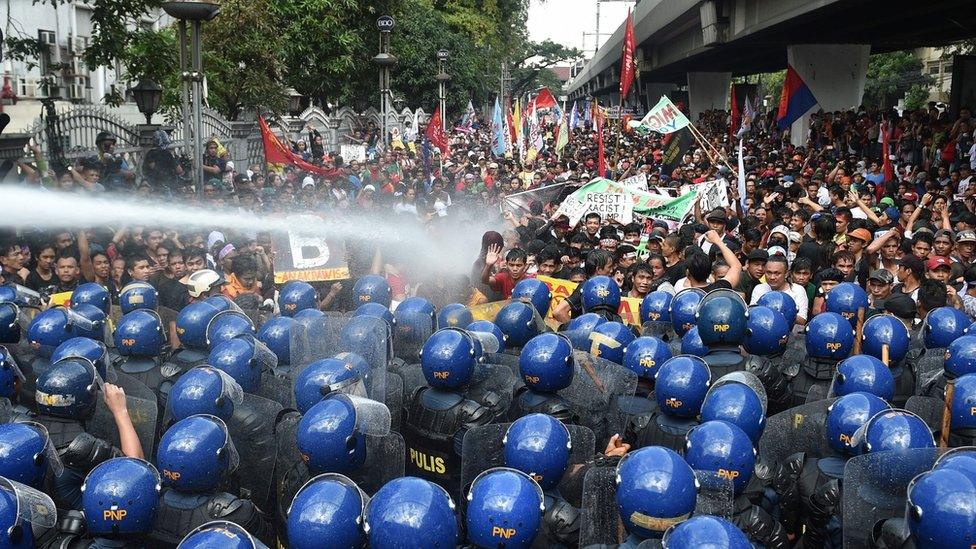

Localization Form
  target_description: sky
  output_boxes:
[526,0,634,56]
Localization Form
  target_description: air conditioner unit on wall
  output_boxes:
[70,36,87,56]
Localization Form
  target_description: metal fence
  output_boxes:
[23,103,429,177]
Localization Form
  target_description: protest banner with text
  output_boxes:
[272,215,350,283]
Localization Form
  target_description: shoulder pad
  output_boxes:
[734,504,790,549]
[457,397,496,426]
[769,452,806,494]
[207,491,246,518]
[544,496,580,546]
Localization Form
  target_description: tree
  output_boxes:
[509,40,582,97]
[864,51,932,109]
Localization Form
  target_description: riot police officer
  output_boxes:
[438,303,474,329]
[784,312,855,408]
[150,414,272,546]
[622,336,672,396]
[402,328,509,501]
[363,477,458,548]
[177,521,270,548]
[860,314,914,406]
[495,301,544,350]
[639,290,674,342]
[464,468,544,549]
[0,422,60,489]
[662,515,751,548]
[278,281,318,317]
[581,276,623,323]
[629,355,710,451]
[286,473,368,549]
[113,309,171,412]
[392,297,435,363]
[831,354,895,402]
[352,275,392,308]
[255,316,300,367]
[512,278,553,319]
[510,333,577,423]
[0,475,57,548]
[696,289,750,378]
[615,446,699,544]
[911,307,971,398]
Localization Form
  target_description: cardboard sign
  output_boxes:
[537,275,642,328]
[340,144,367,163]
[581,192,633,224]
[618,173,649,191]
[272,215,350,283]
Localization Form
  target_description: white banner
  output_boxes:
[618,173,649,191]
[637,95,691,134]
[340,144,367,163]
[580,191,633,224]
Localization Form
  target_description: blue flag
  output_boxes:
[421,137,432,190]
[569,101,579,130]
[491,96,507,157]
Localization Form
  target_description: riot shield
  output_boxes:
[228,394,283,508]
[293,314,345,366]
[482,351,520,377]
[566,351,638,442]
[468,362,517,415]
[460,422,596,498]
[386,371,403,432]
[842,448,946,547]
[336,316,389,404]
[578,466,732,547]
[88,389,158,459]
[783,332,806,365]
[755,399,833,482]
[905,395,945,432]
[641,321,677,341]
[392,310,434,363]
[356,432,405,495]
[913,349,947,396]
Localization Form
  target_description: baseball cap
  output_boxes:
[879,196,895,208]
[935,229,955,242]
[848,228,873,243]
[868,269,894,285]
[302,176,315,189]
[957,230,976,244]
[747,249,769,262]
[884,293,917,321]
[903,192,919,202]
[898,255,924,276]
[926,256,952,271]
[883,207,901,222]
[767,246,788,259]
[617,244,637,260]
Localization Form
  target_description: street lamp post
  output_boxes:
[436,49,450,132]
[372,15,397,148]
[130,79,163,125]
[162,0,220,196]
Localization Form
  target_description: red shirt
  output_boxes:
[489,269,535,299]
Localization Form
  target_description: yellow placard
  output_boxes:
[49,291,73,307]
[536,275,642,328]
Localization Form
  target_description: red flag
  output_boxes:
[619,9,636,99]
[529,88,557,111]
[729,84,739,140]
[506,101,516,146]
[426,106,450,155]
[258,115,340,177]
[881,121,894,200]
[596,114,606,178]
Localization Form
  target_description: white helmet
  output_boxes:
[181,269,224,298]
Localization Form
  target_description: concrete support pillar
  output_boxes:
[643,83,677,110]
[687,72,731,122]
[787,44,870,146]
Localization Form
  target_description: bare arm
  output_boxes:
[104,384,144,459]
[77,230,95,282]
[850,191,881,225]
[481,245,501,286]
[552,298,573,324]
[706,230,742,288]
[370,245,383,275]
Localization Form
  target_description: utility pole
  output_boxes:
[373,15,397,148]
[584,0,634,55]
[437,49,450,132]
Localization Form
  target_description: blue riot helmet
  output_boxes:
[623,336,673,381]
[832,355,895,401]
[82,457,161,536]
[353,275,391,308]
[156,414,239,493]
[851,409,935,455]
[293,308,324,320]
[28,308,77,357]
[287,473,367,549]
[205,310,256,349]
[0,286,15,304]
[256,316,296,365]
[0,347,24,399]
[364,477,457,548]
[906,468,976,547]
[519,333,575,393]
[169,367,244,422]
[465,468,544,549]
[494,301,540,348]
[354,302,396,332]
[805,312,854,360]
[825,392,891,455]
[640,291,673,324]
[175,302,219,351]
[70,283,110,316]
[743,306,789,356]
[437,303,473,329]
[680,326,708,357]
[420,328,478,390]
[119,282,159,314]
[467,320,507,353]
[0,476,57,549]
[944,335,976,378]
[512,278,553,318]
[861,314,909,365]
[654,355,711,418]
[178,521,267,549]
[590,321,635,364]
[923,306,970,349]
[662,515,751,549]
[581,275,621,313]
[824,282,869,325]
[36,357,100,419]
[208,336,275,393]
[296,394,367,475]
[0,303,21,344]
[933,447,976,485]
[71,304,108,341]
[394,297,435,327]
[113,309,165,357]
[950,373,976,431]
[756,290,798,328]
[670,289,704,336]
[684,420,755,496]
[567,312,606,333]
[616,446,698,539]
[503,413,571,491]
[279,281,318,317]
[202,295,236,313]
[695,289,748,347]
[51,337,109,382]
[700,372,768,444]
[293,356,369,415]
[0,423,60,489]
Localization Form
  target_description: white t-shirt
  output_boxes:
[750,282,810,321]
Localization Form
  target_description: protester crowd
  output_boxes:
[0,97,974,547]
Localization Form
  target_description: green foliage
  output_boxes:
[864,51,931,109]
[509,39,582,97]
[3,36,49,71]
[758,70,785,110]
[904,83,930,111]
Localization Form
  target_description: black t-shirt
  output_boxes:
[24,269,56,292]
[157,276,189,312]
[665,261,685,285]
[54,275,88,294]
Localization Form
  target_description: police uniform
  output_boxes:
[146,489,272,548]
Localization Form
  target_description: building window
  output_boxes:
[37,30,56,75]
[928,63,941,76]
